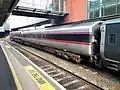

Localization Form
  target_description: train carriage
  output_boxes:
[10,19,120,71]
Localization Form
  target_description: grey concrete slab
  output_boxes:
[1,40,66,90]
[1,41,39,90]
[0,46,17,90]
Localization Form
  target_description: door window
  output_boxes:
[108,33,116,44]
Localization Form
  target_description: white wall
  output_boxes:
[6,15,48,29]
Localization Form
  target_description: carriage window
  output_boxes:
[108,34,116,44]
[38,34,41,38]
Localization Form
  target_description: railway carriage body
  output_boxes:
[10,31,21,41]
[10,19,120,71]
[20,21,102,56]
[10,21,102,65]
[100,19,120,71]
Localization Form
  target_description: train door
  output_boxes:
[100,21,120,71]
[101,23,120,61]
[91,26,101,68]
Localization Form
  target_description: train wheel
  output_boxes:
[95,58,102,68]
[76,58,81,63]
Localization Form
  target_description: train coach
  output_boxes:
[10,18,120,71]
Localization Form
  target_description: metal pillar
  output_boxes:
[99,0,102,17]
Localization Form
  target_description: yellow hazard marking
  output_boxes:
[8,59,23,90]
[24,66,56,90]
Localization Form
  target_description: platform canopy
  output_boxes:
[0,0,19,26]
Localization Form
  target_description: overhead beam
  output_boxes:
[12,6,68,19]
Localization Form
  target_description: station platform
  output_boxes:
[0,42,17,90]
[0,40,66,90]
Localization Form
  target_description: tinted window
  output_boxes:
[108,34,116,44]
[45,34,91,42]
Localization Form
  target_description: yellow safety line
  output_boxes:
[1,44,22,90]
[7,58,23,90]
[24,66,56,90]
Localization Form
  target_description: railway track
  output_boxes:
[6,40,104,90]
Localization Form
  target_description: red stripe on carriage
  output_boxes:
[39,38,91,45]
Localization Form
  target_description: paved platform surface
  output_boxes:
[0,43,17,90]
[0,40,65,90]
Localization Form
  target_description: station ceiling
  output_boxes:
[0,0,19,26]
